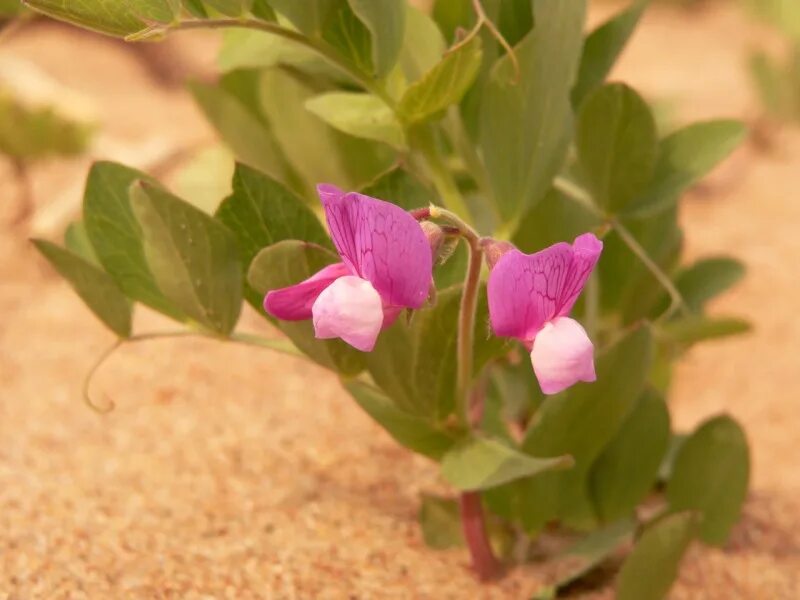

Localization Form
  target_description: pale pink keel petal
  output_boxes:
[317,186,432,309]
[264,262,350,321]
[312,275,384,351]
[530,317,596,395]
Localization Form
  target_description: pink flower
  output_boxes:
[487,234,603,395]
[264,185,433,352]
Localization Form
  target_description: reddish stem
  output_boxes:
[459,491,501,581]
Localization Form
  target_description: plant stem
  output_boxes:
[460,491,501,581]
[610,218,688,322]
[169,18,395,109]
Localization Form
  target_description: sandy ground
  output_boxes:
[1,3,799,599]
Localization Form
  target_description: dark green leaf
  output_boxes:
[305,92,405,149]
[22,0,175,37]
[82,161,184,320]
[419,494,464,549]
[216,164,330,307]
[64,220,100,267]
[250,0,275,21]
[344,380,457,459]
[33,239,132,338]
[347,0,405,77]
[617,512,697,600]
[441,436,573,492]
[675,257,746,313]
[266,0,333,35]
[203,0,248,17]
[321,1,373,76]
[130,181,242,335]
[511,326,654,531]
[589,388,670,522]
[571,1,648,106]
[183,0,208,18]
[398,36,483,124]
[666,415,750,545]
[432,0,474,43]
[360,165,437,210]
[247,240,365,375]
[533,518,636,600]
[661,316,751,345]
[480,0,587,225]
[626,120,747,216]
[576,83,657,213]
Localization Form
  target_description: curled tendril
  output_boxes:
[82,339,122,413]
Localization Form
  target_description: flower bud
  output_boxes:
[420,221,446,261]
[480,238,516,270]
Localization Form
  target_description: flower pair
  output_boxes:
[265,186,603,395]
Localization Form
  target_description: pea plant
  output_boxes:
[27,0,751,595]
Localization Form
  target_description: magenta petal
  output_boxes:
[264,262,349,321]
[317,185,432,309]
[312,275,384,352]
[530,317,596,395]
[487,233,603,340]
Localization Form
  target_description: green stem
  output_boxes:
[610,218,688,322]
[169,18,395,109]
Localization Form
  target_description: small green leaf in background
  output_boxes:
[203,0,249,17]
[666,415,750,545]
[617,511,697,600]
[627,119,747,216]
[346,0,406,77]
[182,0,208,18]
[360,165,437,210]
[432,0,475,43]
[216,164,330,307]
[576,83,658,213]
[344,380,457,459]
[248,240,365,376]
[419,494,464,549]
[661,316,751,346]
[130,181,242,335]
[533,517,635,600]
[33,240,132,338]
[321,1,374,76]
[589,388,670,523]
[250,0,275,21]
[398,5,446,82]
[83,161,184,321]
[64,220,100,267]
[22,0,176,37]
[218,29,338,77]
[398,36,483,124]
[675,257,746,312]
[266,0,331,35]
[571,0,648,107]
[441,436,573,492]
[305,92,405,149]
[480,0,587,226]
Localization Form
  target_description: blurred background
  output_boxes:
[1,0,799,597]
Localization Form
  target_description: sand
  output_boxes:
[1,3,799,598]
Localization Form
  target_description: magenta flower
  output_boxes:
[487,234,604,395]
[264,185,433,352]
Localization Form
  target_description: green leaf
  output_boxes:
[617,512,698,600]
[344,380,457,459]
[320,1,373,76]
[216,164,330,308]
[33,239,132,338]
[576,83,658,213]
[305,92,405,149]
[480,0,587,225]
[346,0,405,77]
[661,316,751,346]
[503,326,654,531]
[64,220,100,267]
[172,144,235,214]
[130,181,242,335]
[247,240,365,376]
[250,0,275,21]
[267,0,333,36]
[82,161,184,320]
[675,257,746,313]
[432,0,474,43]
[399,5,446,82]
[666,415,750,545]
[203,0,248,17]
[22,0,175,37]
[571,1,648,107]
[360,165,437,210]
[218,29,336,76]
[441,436,573,492]
[589,388,670,523]
[627,120,747,216]
[183,0,208,18]
[398,36,483,124]
[189,75,302,197]
[533,518,636,600]
[418,494,463,549]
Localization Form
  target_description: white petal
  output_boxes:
[312,275,384,352]
[530,317,596,395]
